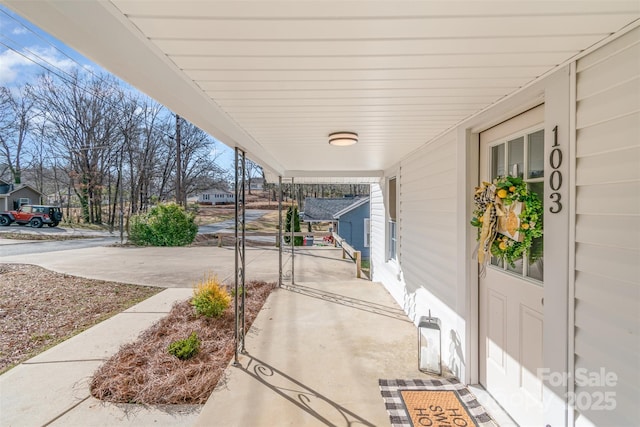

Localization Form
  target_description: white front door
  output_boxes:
[478,105,545,426]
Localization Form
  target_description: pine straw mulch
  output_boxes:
[90,280,276,405]
[0,264,161,373]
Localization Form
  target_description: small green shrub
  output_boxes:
[192,275,231,317]
[230,287,246,298]
[129,203,198,246]
[167,332,200,360]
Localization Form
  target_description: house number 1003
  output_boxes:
[549,126,563,213]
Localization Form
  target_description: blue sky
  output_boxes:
[0,6,95,86]
[0,5,235,167]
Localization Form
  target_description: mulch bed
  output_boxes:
[0,264,161,373]
[90,280,276,404]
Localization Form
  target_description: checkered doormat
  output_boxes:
[379,378,497,427]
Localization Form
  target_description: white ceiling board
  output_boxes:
[197,80,525,91]
[130,15,634,40]
[208,88,513,100]
[216,98,496,107]
[173,53,572,70]
[154,35,607,57]
[116,1,640,19]
[2,0,639,180]
[185,67,554,81]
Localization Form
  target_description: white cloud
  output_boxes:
[11,27,28,35]
[0,49,32,84]
[0,45,78,85]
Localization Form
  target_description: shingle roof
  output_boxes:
[302,197,367,222]
[333,197,369,219]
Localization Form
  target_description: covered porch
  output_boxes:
[2,2,638,426]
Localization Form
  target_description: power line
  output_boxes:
[0,11,229,182]
[0,7,134,96]
[0,23,215,151]
[1,6,233,165]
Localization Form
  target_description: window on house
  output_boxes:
[364,218,371,248]
[490,128,544,281]
[19,197,30,206]
[388,177,397,260]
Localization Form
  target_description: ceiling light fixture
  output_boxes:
[328,131,358,146]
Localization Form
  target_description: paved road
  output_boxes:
[0,236,119,257]
[197,210,269,233]
[0,210,270,257]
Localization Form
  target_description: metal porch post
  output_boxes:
[278,175,282,288]
[291,177,295,285]
[234,147,246,366]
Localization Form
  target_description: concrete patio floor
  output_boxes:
[1,243,511,426]
[194,278,422,426]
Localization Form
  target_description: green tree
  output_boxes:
[284,205,303,246]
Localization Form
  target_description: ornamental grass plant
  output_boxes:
[191,275,231,318]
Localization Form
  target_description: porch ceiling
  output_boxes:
[3,1,639,180]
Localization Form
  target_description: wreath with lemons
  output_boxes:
[471,176,543,268]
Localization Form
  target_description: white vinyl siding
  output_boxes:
[400,131,458,302]
[370,182,386,273]
[371,130,462,374]
[574,27,640,427]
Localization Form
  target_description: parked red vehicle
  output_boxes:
[0,205,63,228]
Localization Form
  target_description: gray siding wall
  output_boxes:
[574,27,640,427]
[10,187,42,208]
[338,202,370,258]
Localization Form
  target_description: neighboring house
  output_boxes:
[302,197,363,223]
[333,197,370,259]
[246,180,264,192]
[198,189,235,205]
[302,197,370,258]
[0,179,44,211]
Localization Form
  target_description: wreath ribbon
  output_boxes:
[473,183,501,274]
[471,176,543,274]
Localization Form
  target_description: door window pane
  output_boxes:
[508,137,524,178]
[507,258,523,274]
[491,144,505,179]
[486,128,544,283]
[528,181,544,204]
[528,130,544,179]
[526,181,544,280]
[528,237,544,281]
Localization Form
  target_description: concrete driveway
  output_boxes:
[0,241,359,288]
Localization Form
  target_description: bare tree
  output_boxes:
[32,71,121,223]
[178,121,225,203]
[244,158,264,195]
[0,86,36,184]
